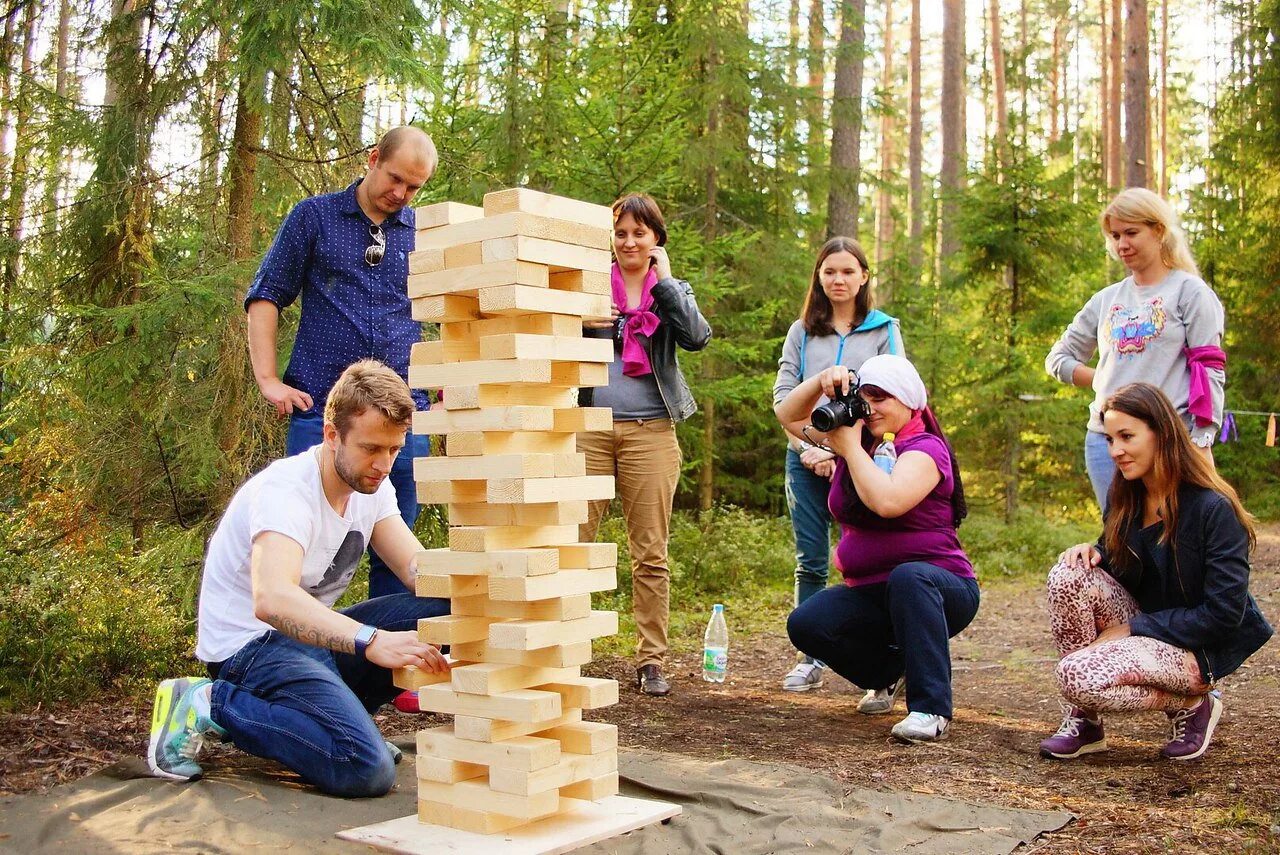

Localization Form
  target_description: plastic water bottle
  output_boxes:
[873,431,898,474]
[702,604,728,683]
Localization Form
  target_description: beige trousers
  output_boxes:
[577,419,681,668]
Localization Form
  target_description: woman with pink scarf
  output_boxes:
[578,193,712,696]
[1046,188,1226,512]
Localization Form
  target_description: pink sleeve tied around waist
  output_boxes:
[1184,345,1227,427]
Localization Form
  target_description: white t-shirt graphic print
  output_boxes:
[196,445,399,663]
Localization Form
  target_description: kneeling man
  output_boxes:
[147,359,450,796]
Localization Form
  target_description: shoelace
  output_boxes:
[177,730,205,760]
[1168,707,1195,743]
[1054,703,1085,737]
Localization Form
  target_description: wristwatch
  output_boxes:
[353,624,379,659]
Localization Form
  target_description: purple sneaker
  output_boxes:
[1039,703,1108,759]
[1161,694,1222,761]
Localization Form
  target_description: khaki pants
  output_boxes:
[577,419,681,668]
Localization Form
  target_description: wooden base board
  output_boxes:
[336,795,680,855]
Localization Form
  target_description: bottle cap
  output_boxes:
[713,603,724,613]
[882,432,895,441]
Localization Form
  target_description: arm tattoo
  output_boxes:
[266,613,356,654]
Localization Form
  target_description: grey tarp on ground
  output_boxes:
[0,739,1071,854]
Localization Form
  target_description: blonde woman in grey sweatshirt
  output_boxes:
[1046,188,1226,512]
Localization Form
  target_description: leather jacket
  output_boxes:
[580,277,712,422]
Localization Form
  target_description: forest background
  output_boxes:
[0,0,1277,706]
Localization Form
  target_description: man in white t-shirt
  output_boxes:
[145,360,450,796]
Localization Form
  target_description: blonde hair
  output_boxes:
[1100,188,1200,277]
[324,360,415,438]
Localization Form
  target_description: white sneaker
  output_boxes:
[781,662,824,692]
[891,711,950,743]
[857,681,902,715]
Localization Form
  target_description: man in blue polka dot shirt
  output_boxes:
[245,126,436,599]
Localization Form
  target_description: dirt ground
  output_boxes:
[3,531,1278,854]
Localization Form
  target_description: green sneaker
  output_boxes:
[146,677,224,781]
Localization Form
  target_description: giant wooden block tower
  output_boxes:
[363,188,679,849]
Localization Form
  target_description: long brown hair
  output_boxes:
[1101,383,1255,574]
[801,237,872,336]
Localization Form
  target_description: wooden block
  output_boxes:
[415,573,487,598]
[549,269,610,295]
[453,708,582,743]
[454,593,593,622]
[418,614,501,645]
[416,547,559,577]
[414,406,555,435]
[416,799,532,834]
[479,333,614,364]
[451,663,581,696]
[409,247,445,274]
[415,200,485,230]
[554,453,586,477]
[535,676,618,710]
[419,479,488,504]
[443,241,483,268]
[416,755,486,784]
[407,259,548,299]
[488,610,618,651]
[443,314,583,342]
[417,684,562,722]
[552,362,608,388]
[415,453,556,482]
[478,284,612,320]
[412,338,482,365]
[417,778,560,821]
[392,665,453,692]
[448,499,588,526]
[487,475,614,504]
[560,771,619,801]
[489,750,618,796]
[450,640,592,669]
[488,567,617,602]
[555,407,613,433]
[557,542,618,569]
[412,294,481,323]
[416,211,609,252]
[441,385,576,410]
[483,188,613,230]
[445,432,577,458]
[483,236,611,274]
[412,360,600,390]
[449,524,580,552]
[535,721,618,755]
[417,725,561,771]
[409,351,549,378]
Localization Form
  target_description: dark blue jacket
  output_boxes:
[1100,485,1272,684]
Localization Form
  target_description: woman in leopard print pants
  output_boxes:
[1039,383,1271,762]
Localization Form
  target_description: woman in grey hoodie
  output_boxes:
[1046,188,1226,512]
[772,237,904,702]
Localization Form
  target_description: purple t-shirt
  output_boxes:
[828,432,974,587]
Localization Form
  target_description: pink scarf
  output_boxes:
[611,263,660,377]
[1184,345,1227,427]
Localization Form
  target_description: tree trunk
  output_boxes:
[990,0,1009,169]
[0,0,36,410]
[827,0,866,238]
[43,0,74,235]
[1099,0,1109,183]
[227,71,264,260]
[939,0,965,267]
[806,0,826,237]
[1158,0,1168,195]
[1108,0,1122,187]
[788,0,801,87]
[874,0,895,289]
[907,0,923,279]
[1050,15,1063,143]
[1124,0,1149,187]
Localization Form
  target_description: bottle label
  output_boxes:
[703,647,727,673]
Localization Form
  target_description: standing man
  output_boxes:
[246,126,437,597]
[146,361,450,795]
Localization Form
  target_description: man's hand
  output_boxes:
[364,629,449,672]
[258,377,314,417]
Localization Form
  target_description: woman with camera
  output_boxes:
[1046,188,1226,511]
[1039,383,1271,762]
[772,237,904,696]
[578,193,712,697]
[777,354,977,743]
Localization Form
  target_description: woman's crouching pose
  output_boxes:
[776,354,978,743]
[1041,382,1272,761]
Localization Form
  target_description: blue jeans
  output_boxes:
[785,449,835,664]
[787,562,980,718]
[1084,430,1115,514]
[287,410,428,597]
[207,593,450,797]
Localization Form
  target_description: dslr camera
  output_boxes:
[810,379,871,432]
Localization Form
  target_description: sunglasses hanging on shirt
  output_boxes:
[365,224,386,267]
